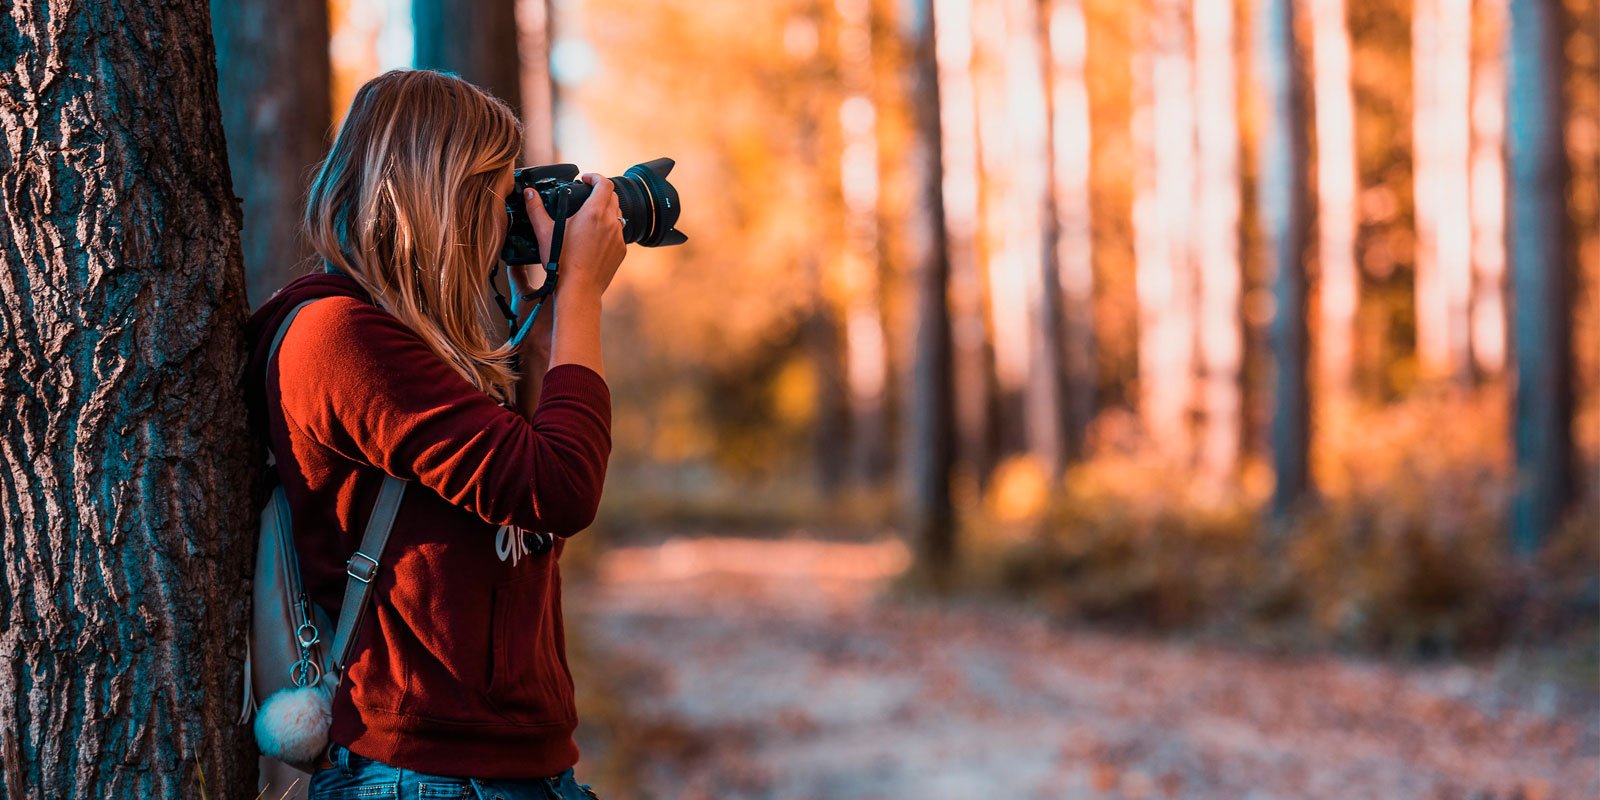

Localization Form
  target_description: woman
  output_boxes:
[243,69,623,799]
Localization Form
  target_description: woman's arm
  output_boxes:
[523,173,626,380]
[277,297,611,536]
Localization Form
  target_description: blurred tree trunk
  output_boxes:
[212,0,331,310]
[1191,0,1242,493]
[1042,0,1097,472]
[805,283,853,494]
[518,0,558,164]
[1309,0,1358,400]
[1468,0,1507,377]
[837,0,893,482]
[900,0,957,588]
[1255,0,1311,521]
[0,1,257,796]
[1412,0,1475,382]
[1505,0,1574,554]
[1132,0,1196,461]
[993,0,1066,478]
[414,0,522,112]
[940,0,1003,490]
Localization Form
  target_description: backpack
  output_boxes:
[236,297,409,778]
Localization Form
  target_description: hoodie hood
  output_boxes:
[244,269,377,446]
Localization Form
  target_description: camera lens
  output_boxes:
[620,158,686,247]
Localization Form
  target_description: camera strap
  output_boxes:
[499,187,571,351]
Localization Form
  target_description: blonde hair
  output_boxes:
[306,69,523,405]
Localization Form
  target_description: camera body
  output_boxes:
[501,158,687,267]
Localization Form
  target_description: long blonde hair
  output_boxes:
[306,69,523,405]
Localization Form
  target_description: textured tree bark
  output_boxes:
[900,0,957,588]
[0,1,257,797]
[212,0,332,310]
[1505,0,1574,554]
[1255,0,1312,521]
[414,0,523,114]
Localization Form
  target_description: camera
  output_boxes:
[501,157,687,266]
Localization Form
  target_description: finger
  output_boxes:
[523,188,555,262]
[523,188,554,227]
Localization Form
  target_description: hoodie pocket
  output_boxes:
[486,575,574,724]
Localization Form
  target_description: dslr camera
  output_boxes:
[501,157,687,267]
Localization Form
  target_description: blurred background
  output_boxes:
[218,0,1598,796]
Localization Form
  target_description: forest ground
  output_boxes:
[567,535,1598,800]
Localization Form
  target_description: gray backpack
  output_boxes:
[236,297,409,782]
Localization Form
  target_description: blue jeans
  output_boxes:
[307,741,601,800]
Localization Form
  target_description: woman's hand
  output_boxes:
[520,173,626,303]
[519,172,623,380]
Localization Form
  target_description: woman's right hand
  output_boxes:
[522,172,626,301]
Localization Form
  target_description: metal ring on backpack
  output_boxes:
[290,656,322,688]
[297,621,321,648]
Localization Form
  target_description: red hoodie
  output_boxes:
[243,272,611,779]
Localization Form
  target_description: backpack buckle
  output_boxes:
[346,551,379,583]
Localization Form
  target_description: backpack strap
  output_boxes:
[329,473,405,685]
[263,296,408,691]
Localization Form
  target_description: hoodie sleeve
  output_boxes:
[273,295,611,536]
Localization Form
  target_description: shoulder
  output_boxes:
[275,296,436,392]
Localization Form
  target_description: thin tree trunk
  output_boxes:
[1309,0,1359,399]
[998,0,1068,479]
[1468,0,1507,376]
[1044,0,1096,469]
[1413,0,1474,381]
[518,0,558,164]
[1132,0,1196,459]
[213,0,332,310]
[1505,0,1574,554]
[0,1,257,796]
[414,0,522,112]
[1256,0,1311,521]
[837,0,893,482]
[936,0,1002,487]
[1191,0,1243,493]
[901,0,957,588]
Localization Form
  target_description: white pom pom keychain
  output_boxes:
[254,682,333,766]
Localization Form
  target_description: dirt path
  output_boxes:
[572,536,1598,800]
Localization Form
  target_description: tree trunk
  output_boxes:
[213,0,332,310]
[1412,0,1474,382]
[1132,0,1196,460]
[1043,0,1097,470]
[414,0,522,113]
[1468,0,1507,377]
[1309,0,1359,399]
[1505,0,1574,554]
[836,0,893,482]
[1191,0,1243,493]
[940,0,1003,489]
[995,0,1067,480]
[1255,0,1312,521]
[518,0,558,164]
[900,0,957,588]
[0,2,257,796]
